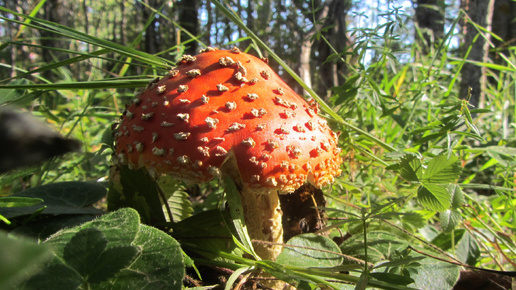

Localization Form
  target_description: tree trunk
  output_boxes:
[141,0,160,54]
[414,0,445,55]
[178,0,199,55]
[314,0,351,100]
[490,0,516,63]
[40,0,71,63]
[293,0,350,100]
[459,0,495,109]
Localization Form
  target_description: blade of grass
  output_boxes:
[0,79,153,90]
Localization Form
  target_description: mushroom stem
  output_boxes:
[239,186,283,261]
[221,152,284,261]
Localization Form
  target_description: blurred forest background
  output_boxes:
[1,0,516,288]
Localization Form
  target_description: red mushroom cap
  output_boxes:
[114,48,342,192]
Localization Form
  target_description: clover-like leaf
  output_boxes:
[63,227,108,277]
[398,154,423,182]
[422,154,462,184]
[24,208,183,290]
[417,184,451,212]
[449,184,464,209]
[440,209,462,233]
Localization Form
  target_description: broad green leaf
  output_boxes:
[61,227,140,285]
[422,154,461,184]
[157,175,193,222]
[100,223,184,289]
[276,234,343,268]
[24,262,82,290]
[374,256,426,269]
[10,215,98,242]
[0,181,106,219]
[166,190,194,222]
[171,209,241,260]
[339,230,410,264]
[87,245,140,284]
[44,207,140,257]
[454,231,480,266]
[417,184,452,212]
[27,208,184,289]
[439,210,462,233]
[0,232,53,290]
[407,254,459,290]
[63,227,108,277]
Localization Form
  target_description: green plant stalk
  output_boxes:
[195,248,414,289]
[362,211,370,279]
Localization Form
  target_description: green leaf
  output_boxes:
[422,154,462,184]
[486,146,516,167]
[374,256,426,269]
[417,184,452,212]
[431,229,466,250]
[0,182,106,219]
[0,79,153,90]
[0,79,30,104]
[10,215,97,241]
[101,224,184,289]
[407,254,459,290]
[0,232,53,290]
[439,210,462,233]
[398,154,423,182]
[339,230,410,264]
[24,262,83,290]
[0,196,43,208]
[88,245,140,284]
[108,165,166,224]
[44,207,140,256]
[276,234,343,268]
[171,209,241,259]
[369,272,414,286]
[222,175,257,259]
[225,266,252,290]
[28,208,184,289]
[62,227,140,285]
[63,227,108,277]
[454,231,480,266]
[449,184,464,209]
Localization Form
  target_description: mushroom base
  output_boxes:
[240,186,284,261]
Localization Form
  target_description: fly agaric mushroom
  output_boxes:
[113,47,342,262]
